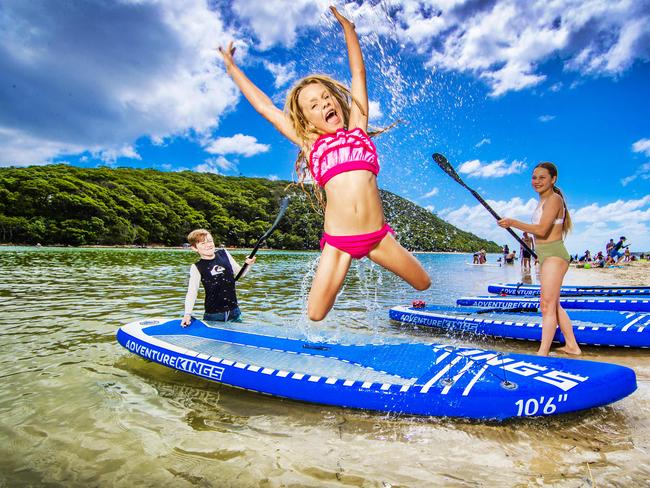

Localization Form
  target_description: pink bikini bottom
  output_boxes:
[320,224,395,259]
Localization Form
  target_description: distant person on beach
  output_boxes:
[623,247,632,263]
[521,232,534,271]
[606,238,614,255]
[218,6,430,321]
[608,236,628,264]
[505,250,516,264]
[497,162,581,356]
[578,250,591,262]
[593,251,605,267]
[181,229,255,326]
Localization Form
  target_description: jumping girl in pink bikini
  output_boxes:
[219,6,431,321]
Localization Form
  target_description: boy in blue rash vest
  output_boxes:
[181,229,255,326]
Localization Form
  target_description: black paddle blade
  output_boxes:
[433,153,465,186]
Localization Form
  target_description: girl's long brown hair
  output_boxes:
[284,74,394,211]
[535,161,572,235]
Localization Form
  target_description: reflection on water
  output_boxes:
[0,247,648,487]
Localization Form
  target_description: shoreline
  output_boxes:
[0,244,484,254]
[564,261,650,287]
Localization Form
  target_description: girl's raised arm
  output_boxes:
[330,7,368,132]
[219,42,301,145]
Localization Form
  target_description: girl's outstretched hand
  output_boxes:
[330,5,354,29]
[218,41,236,69]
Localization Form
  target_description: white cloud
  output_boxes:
[622,138,650,184]
[0,127,87,166]
[204,134,270,157]
[421,187,439,198]
[538,114,556,122]
[368,100,383,121]
[572,195,650,223]
[194,156,237,174]
[632,138,650,157]
[3,0,648,169]
[621,162,650,186]
[439,196,537,245]
[231,0,326,49]
[458,159,527,178]
[475,138,491,148]
[268,174,279,181]
[92,145,141,164]
[237,1,650,97]
[0,0,240,166]
[263,61,297,88]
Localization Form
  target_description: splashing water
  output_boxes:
[291,3,485,214]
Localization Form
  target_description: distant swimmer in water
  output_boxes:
[498,162,581,357]
[219,6,430,321]
[521,232,534,271]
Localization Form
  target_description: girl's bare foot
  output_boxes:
[556,345,582,356]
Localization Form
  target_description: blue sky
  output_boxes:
[1,0,649,252]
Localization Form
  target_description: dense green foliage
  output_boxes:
[0,165,499,252]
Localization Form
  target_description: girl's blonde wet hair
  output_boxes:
[284,74,393,211]
[535,162,573,236]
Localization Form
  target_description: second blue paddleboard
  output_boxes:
[390,305,650,348]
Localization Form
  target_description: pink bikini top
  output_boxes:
[308,128,379,187]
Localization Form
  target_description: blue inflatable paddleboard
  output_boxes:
[117,318,637,420]
[457,295,650,312]
[488,282,650,297]
[389,305,650,348]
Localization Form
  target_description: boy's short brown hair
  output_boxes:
[187,229,211,247]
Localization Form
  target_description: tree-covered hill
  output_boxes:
[0,165,499,252]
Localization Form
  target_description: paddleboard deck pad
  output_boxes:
[488,283,650,297]
[457,295,650,312]
[117,318,636,420]
[390,305,650,348]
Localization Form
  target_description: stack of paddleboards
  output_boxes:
[117,317,637,420]
[391,283,650,348]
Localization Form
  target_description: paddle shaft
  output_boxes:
[235,196,290,281]
[469,187,538,259]
[433,153,538,259]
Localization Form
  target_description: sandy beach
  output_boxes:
[565,261,650,287]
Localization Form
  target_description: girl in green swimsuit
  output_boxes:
[498,162,581,357]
